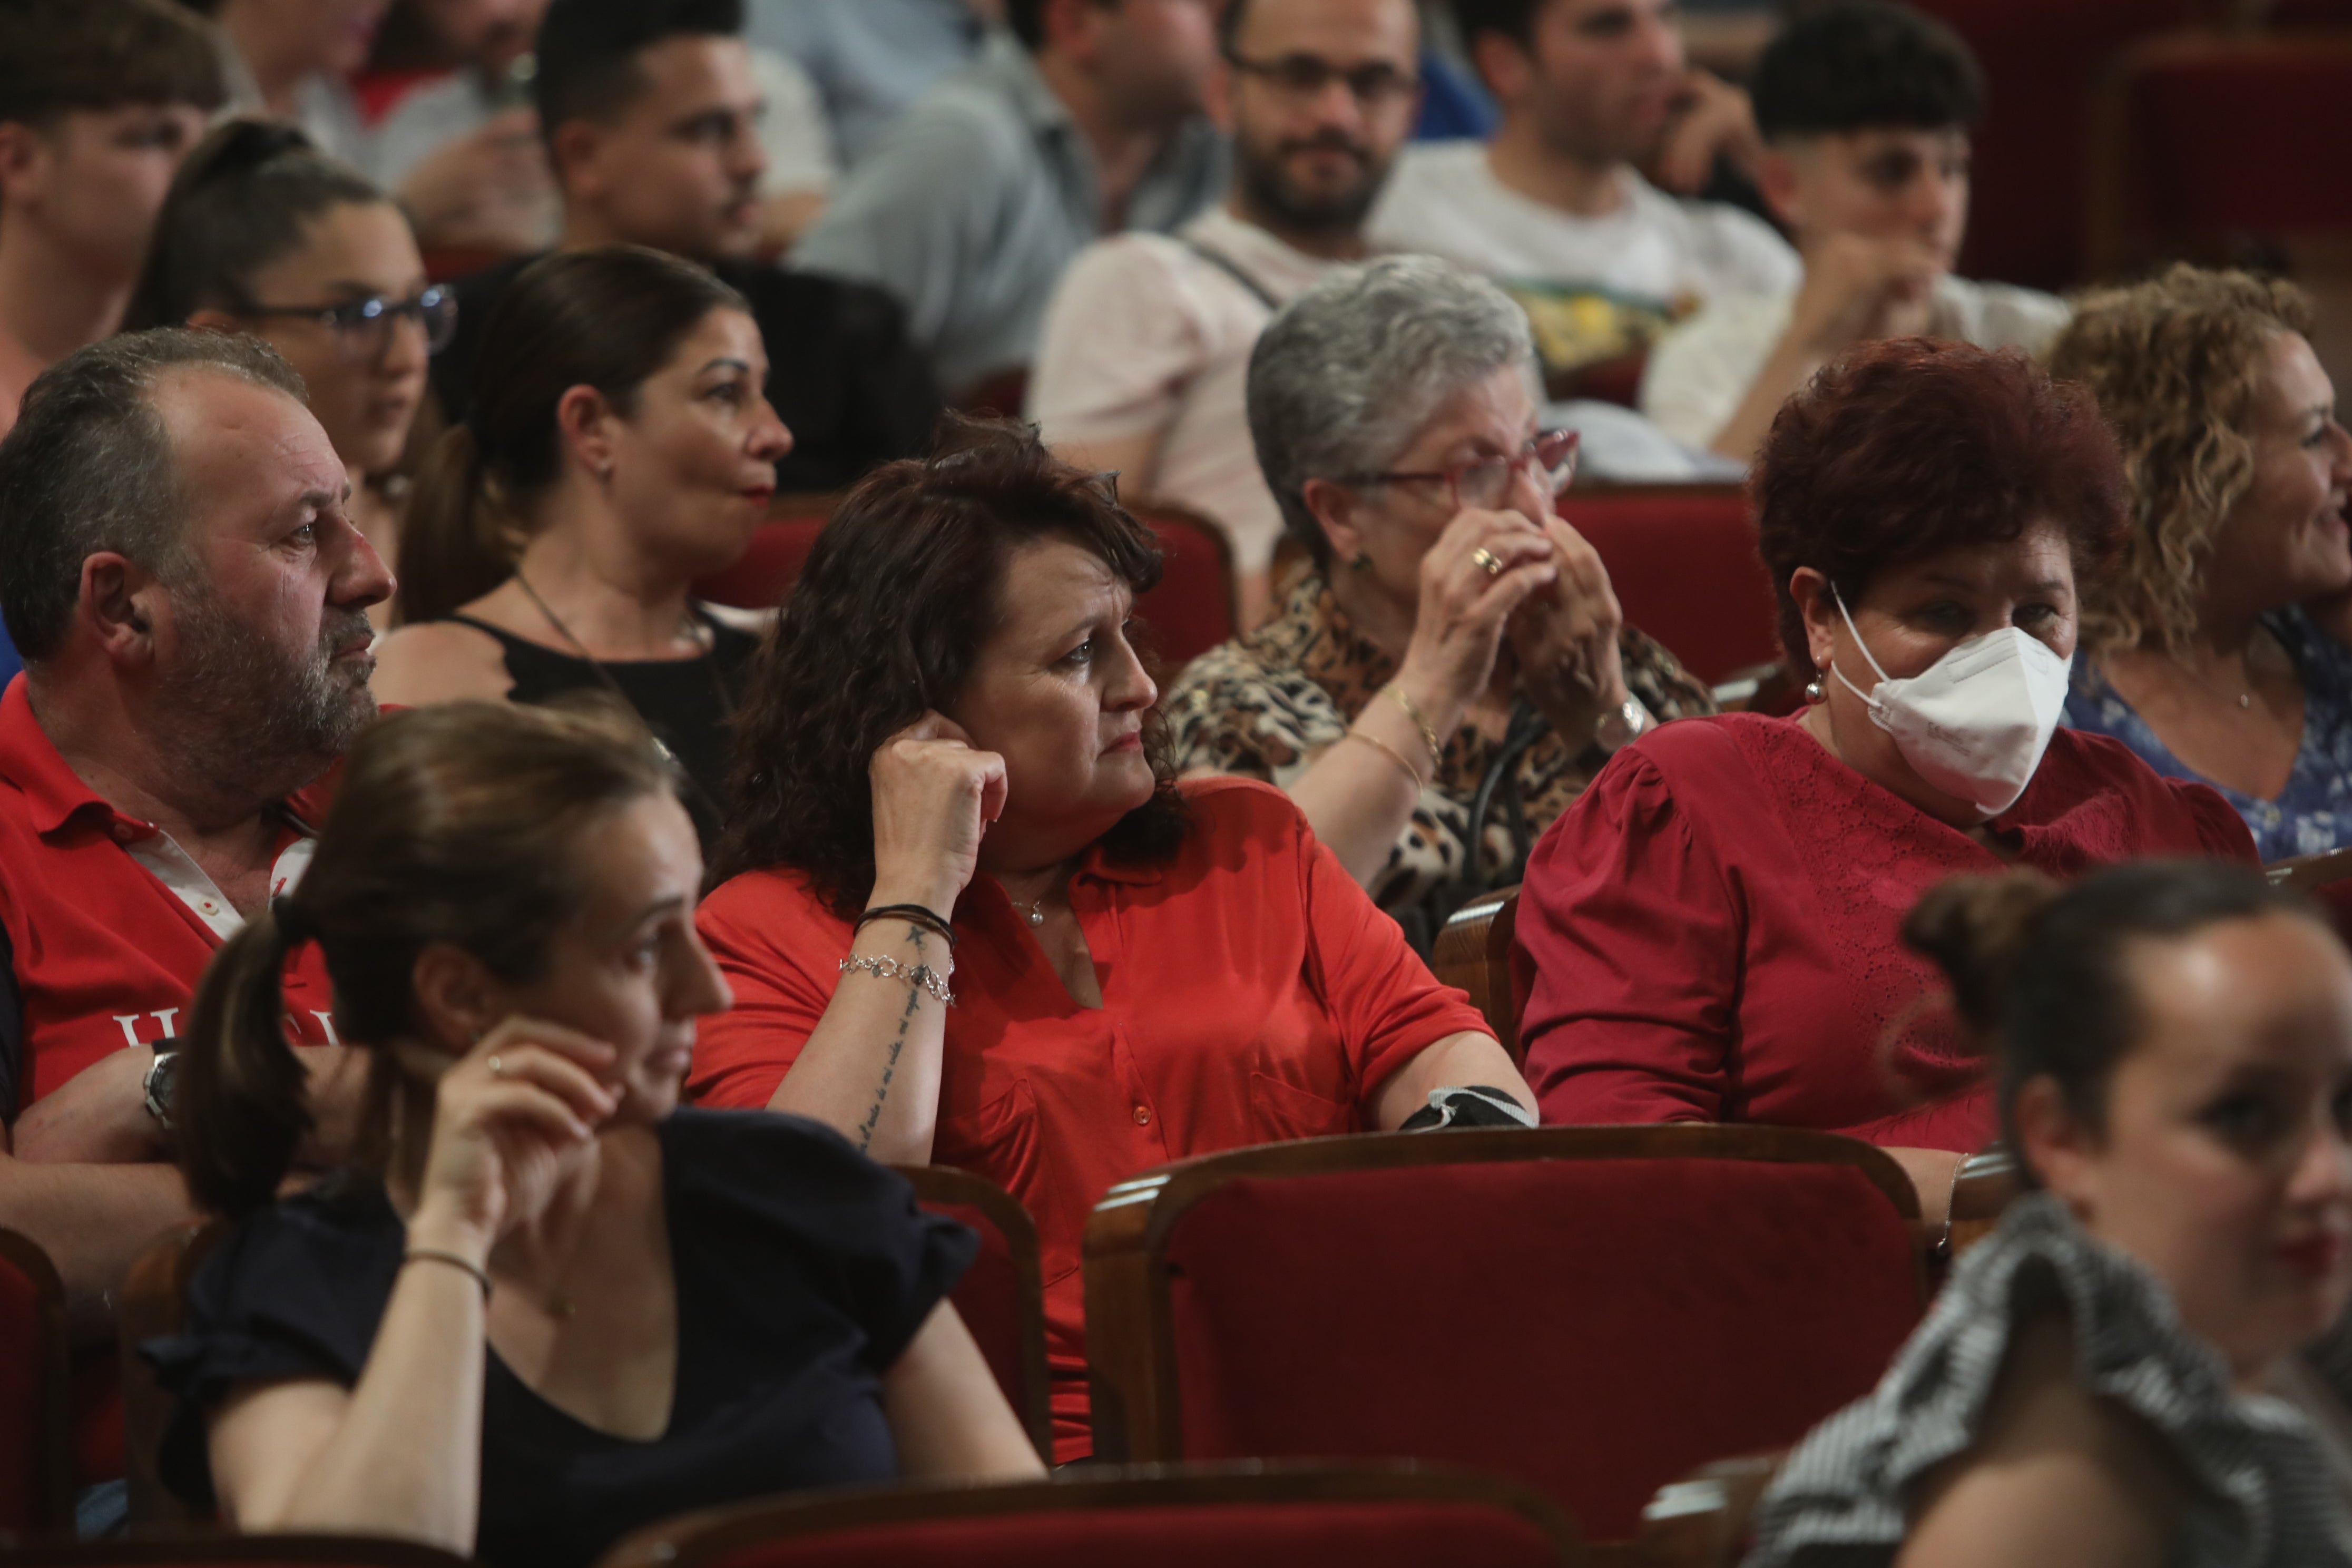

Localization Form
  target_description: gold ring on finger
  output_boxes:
[1471,546,1504,577]
[487,1054,505,1079]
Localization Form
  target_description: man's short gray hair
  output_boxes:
[0,329,307,664]
[1248,254,1535,567]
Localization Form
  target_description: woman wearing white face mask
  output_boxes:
[1515,339,2260,1220]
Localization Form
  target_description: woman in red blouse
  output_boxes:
[1515,340,2259,1213]
[689,420,1531,1460]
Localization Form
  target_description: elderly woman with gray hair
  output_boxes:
[1166,257,1715,948]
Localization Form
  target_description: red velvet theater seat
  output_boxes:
[1125,499,1239,671]
[692,494,1240,672]
[2088,30,2352,273]
[691,499,837,611]
[1562,484,1780,689]
[1908,0,2190,289]
[598,1463,1583,1568]
[0,1228,72,1539]
[1083,1125,1926,1546]
[894,1165,1053,1461]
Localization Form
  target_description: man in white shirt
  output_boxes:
[793,0,1226,400]
[1030,0,1419,624]
[376,0,840,258]
[1639,0,2069,459]
[1369,0,1797,396]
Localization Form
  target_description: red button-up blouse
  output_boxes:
[689,778,1488,1459]
[1514,714,2256,1151]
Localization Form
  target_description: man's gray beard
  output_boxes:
[151,582,377,805]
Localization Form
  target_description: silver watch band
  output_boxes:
[1593,696,1651,754]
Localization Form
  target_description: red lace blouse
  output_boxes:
[1513,713,2257,1150]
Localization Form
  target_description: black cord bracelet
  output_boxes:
[858,902,957,949]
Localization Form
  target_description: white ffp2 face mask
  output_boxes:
[1830,589,2071,817]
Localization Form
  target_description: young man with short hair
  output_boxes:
[1369,0,1797,393]
[429,0,940,493]
[0,0,223,437]
[1639,0,2068,460]
[792,0,1227,399]
[1029,0,1420,623]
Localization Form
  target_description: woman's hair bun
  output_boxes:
[1903,869,2061,1035]
[182,117,315,185]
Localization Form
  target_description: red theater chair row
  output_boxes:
[689,493,1241,673]
[694,483,1784,691]
[32,1126,1929,1563]
[2085,28,2352,278]
[5,1464,1587,1567]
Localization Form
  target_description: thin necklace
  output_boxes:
[512,571,738,814]
[514,570,737,714]
[2176,635,2269,712]
[1008,895,1046,928]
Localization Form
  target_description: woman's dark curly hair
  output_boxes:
[714,418,1190,912]
[1753,338,2131,673]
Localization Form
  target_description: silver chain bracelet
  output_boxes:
[839,953,956,1006]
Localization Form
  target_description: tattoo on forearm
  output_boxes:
[854,926,930,1153]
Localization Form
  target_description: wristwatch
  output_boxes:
[143,1047,182,1131]
[1593,696,1653,754]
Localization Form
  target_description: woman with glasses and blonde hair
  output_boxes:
[124,119,449,624]
[1165,256,1714,947]
[2049,265,2352,860]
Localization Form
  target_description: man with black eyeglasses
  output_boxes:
[792,0,1227,401]
[1370,0,1798,399]
[1030,0,1419,625]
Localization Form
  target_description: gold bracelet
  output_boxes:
[1338,729,1426,791]
[1383,684,1443,767]
[404,1248,492,1300]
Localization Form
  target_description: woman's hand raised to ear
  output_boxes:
[404,1022,619,1265]
[867,713,1010,918]
[1394,508,1562,740]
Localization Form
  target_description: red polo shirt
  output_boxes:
[0,674,347,1489]
[0,677,338,1120]
[689,778,1489,1461]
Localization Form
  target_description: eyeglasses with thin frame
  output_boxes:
[240,285,457,362]
[1344,429,1581,513]
[1222,50,1422,107]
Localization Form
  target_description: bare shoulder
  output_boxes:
[369,619,515,707]
[1897,1310,2187,1568]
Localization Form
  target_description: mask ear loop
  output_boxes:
[1829,583,1893,701]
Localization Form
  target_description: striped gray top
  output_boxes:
[1745,1192,2352,1567]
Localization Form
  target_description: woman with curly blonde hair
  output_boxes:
[2051,264,2352,859]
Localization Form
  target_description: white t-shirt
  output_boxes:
[1027,207,1341,576]
[1638,272,2073,450]
[1369,140,1799,385]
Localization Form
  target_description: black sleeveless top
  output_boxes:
[442,610,760,848]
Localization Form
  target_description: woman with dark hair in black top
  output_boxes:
[145,702,1041,1568]
[371,244,790,845]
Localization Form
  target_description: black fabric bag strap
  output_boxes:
[1179,238,1282,310]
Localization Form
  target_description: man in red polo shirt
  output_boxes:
[0,330,389,1493]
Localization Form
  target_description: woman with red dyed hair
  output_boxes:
[1513,339,2259,1216]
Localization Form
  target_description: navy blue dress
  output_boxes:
[2064,606,2352,860]
[145,1110,975,1568]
